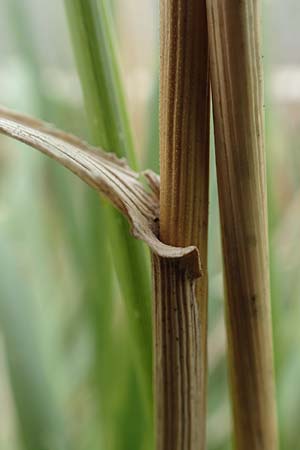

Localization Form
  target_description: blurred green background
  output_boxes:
[0,1,299,449]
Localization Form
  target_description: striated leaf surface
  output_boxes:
[0,107,200,276]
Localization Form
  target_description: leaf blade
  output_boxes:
[0,107,201,275]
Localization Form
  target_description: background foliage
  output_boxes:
[0,1,299,449]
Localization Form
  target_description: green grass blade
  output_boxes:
[144,72,159,173]
[64,0,136,166]
[5,1,117,446]
[64,0,153,435]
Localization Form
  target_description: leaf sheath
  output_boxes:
[152,255,202,450]
[206,1,278,449]
[159,0,210,448]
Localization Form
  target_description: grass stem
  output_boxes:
[206,1,278,448]
[158,1,210,448]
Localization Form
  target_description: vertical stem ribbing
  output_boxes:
[153,257,202,450]
[158,1,210,449]
[206,2,278,449]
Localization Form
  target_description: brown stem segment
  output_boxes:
[206,2,278,449]
[152,256,202,450]
[159,0,210,449]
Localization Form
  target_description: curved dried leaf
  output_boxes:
[0,107,201,277]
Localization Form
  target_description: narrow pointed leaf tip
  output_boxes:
[0,107,201,278]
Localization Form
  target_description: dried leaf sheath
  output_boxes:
[206,2,278,449]
[159,0,210,448]
[153,256,202,450]
[0,107,201,275]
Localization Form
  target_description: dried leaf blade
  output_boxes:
[0,107,201,277]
